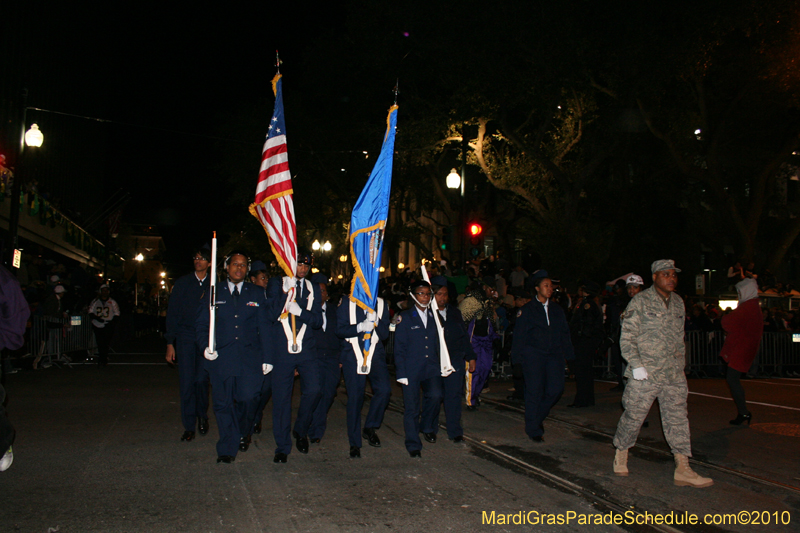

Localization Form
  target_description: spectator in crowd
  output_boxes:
[509,265,528,288]
[606,279,629,392]
[727,262,744,289]
[0,265,31,472]
[568,281,604,408]
[459,278,499,411]
[719,278,763,426]
[89,284,121,367]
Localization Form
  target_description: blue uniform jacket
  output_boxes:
[335,298,390,361]
[265,276,323,356]
[438,303,476,368]
[315,300,346,357]
[195,281,272,379]
[165,272,209,344]
[393,306,440,382]
[510,298,574,364]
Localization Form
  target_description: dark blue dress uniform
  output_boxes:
[393,306,442,452]
[195,281,271,458]
[336,298,392,448]
[266,276,323,455]
[308,298,346,441]
[434,303,476,439]
[165,272,210,434]
[510,297,574,439]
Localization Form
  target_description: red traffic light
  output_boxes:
[469,223,483,236]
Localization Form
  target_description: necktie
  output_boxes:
[297,280,303,299]
[233,285,240,305]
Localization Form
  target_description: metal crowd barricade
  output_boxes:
[30,314,96,368]
[596,331,800,379]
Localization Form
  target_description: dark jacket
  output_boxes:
[265,276,323,357]
[438,303,476,368]
[336,297,390,360]
[315,299,346,357]
[165,272,209,344]
[511,297,574,364]
[393,306,440,382]
[195,281,272,379]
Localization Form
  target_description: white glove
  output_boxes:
[287,302,302,316]
[282,276,296,293]
[367,311,377,322]
[632,367,648,381]
[397,378,409,385]
[262,363,273,375]
[357,320,375,333]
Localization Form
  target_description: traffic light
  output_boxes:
[441,226,452,251]
[468,222,483,257]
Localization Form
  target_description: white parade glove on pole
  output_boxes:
[282,276,296,293]
[287,302,302,316]
[357,320,375,333]
[397,378,408,385]
[262,363,273,375]
[632,367,648,380]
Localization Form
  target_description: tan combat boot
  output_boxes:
[674,454,713,488]
[613,448,629,476]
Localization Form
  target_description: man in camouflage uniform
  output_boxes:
[612,260,713,488]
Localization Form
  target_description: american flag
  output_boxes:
[249,73,297,277]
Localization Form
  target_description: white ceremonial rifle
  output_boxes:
[204,231,219,360]
[421,265,455,377]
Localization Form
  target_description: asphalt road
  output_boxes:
[1,337,798,533]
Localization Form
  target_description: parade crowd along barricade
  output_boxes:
[383,328,800,379]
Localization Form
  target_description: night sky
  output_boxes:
[2,3,348,269]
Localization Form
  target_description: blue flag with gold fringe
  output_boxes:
[349,105,398,314]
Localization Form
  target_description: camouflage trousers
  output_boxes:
[612,379,692,456]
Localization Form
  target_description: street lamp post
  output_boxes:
[7,90,43,267]
[446,126,468,269]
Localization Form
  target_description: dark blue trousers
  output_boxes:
[439,363,467,439]
[341,351,391,447]
[208,371,263,457]
[401,374,443,452]
[252,371,273,430]
[272,355,322,455]
[308,355,342,441]
[522,355,565,438]
[176,337,209,432]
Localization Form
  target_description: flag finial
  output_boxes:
[393,79,399,105]
[275,50,283,73]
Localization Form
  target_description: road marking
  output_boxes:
[688,391,800,411]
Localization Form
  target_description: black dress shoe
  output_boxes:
[409,450,421,458]
[530,435,544,443]
[422,432,437,443]
[362,428,381,447]
[296,436,309,454]
[216,455,235,464]
[466,405,478,412]
[452,435,465,443]
[310,438,321,444]
[198,418,209,435]
[273,453,288,463]
[239,436,251,452]
[181,431,195,442]
[253,421,262,434]
[292,430,301,439]
[730,413,752,426]
[349,446,361,458]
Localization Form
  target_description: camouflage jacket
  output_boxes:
[620,286,686,383]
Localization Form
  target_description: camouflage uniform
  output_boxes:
[612,285,692,456]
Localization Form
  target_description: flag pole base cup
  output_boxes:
[361,366,367,373]
[204,348,218,361]
[291,345,298,353]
